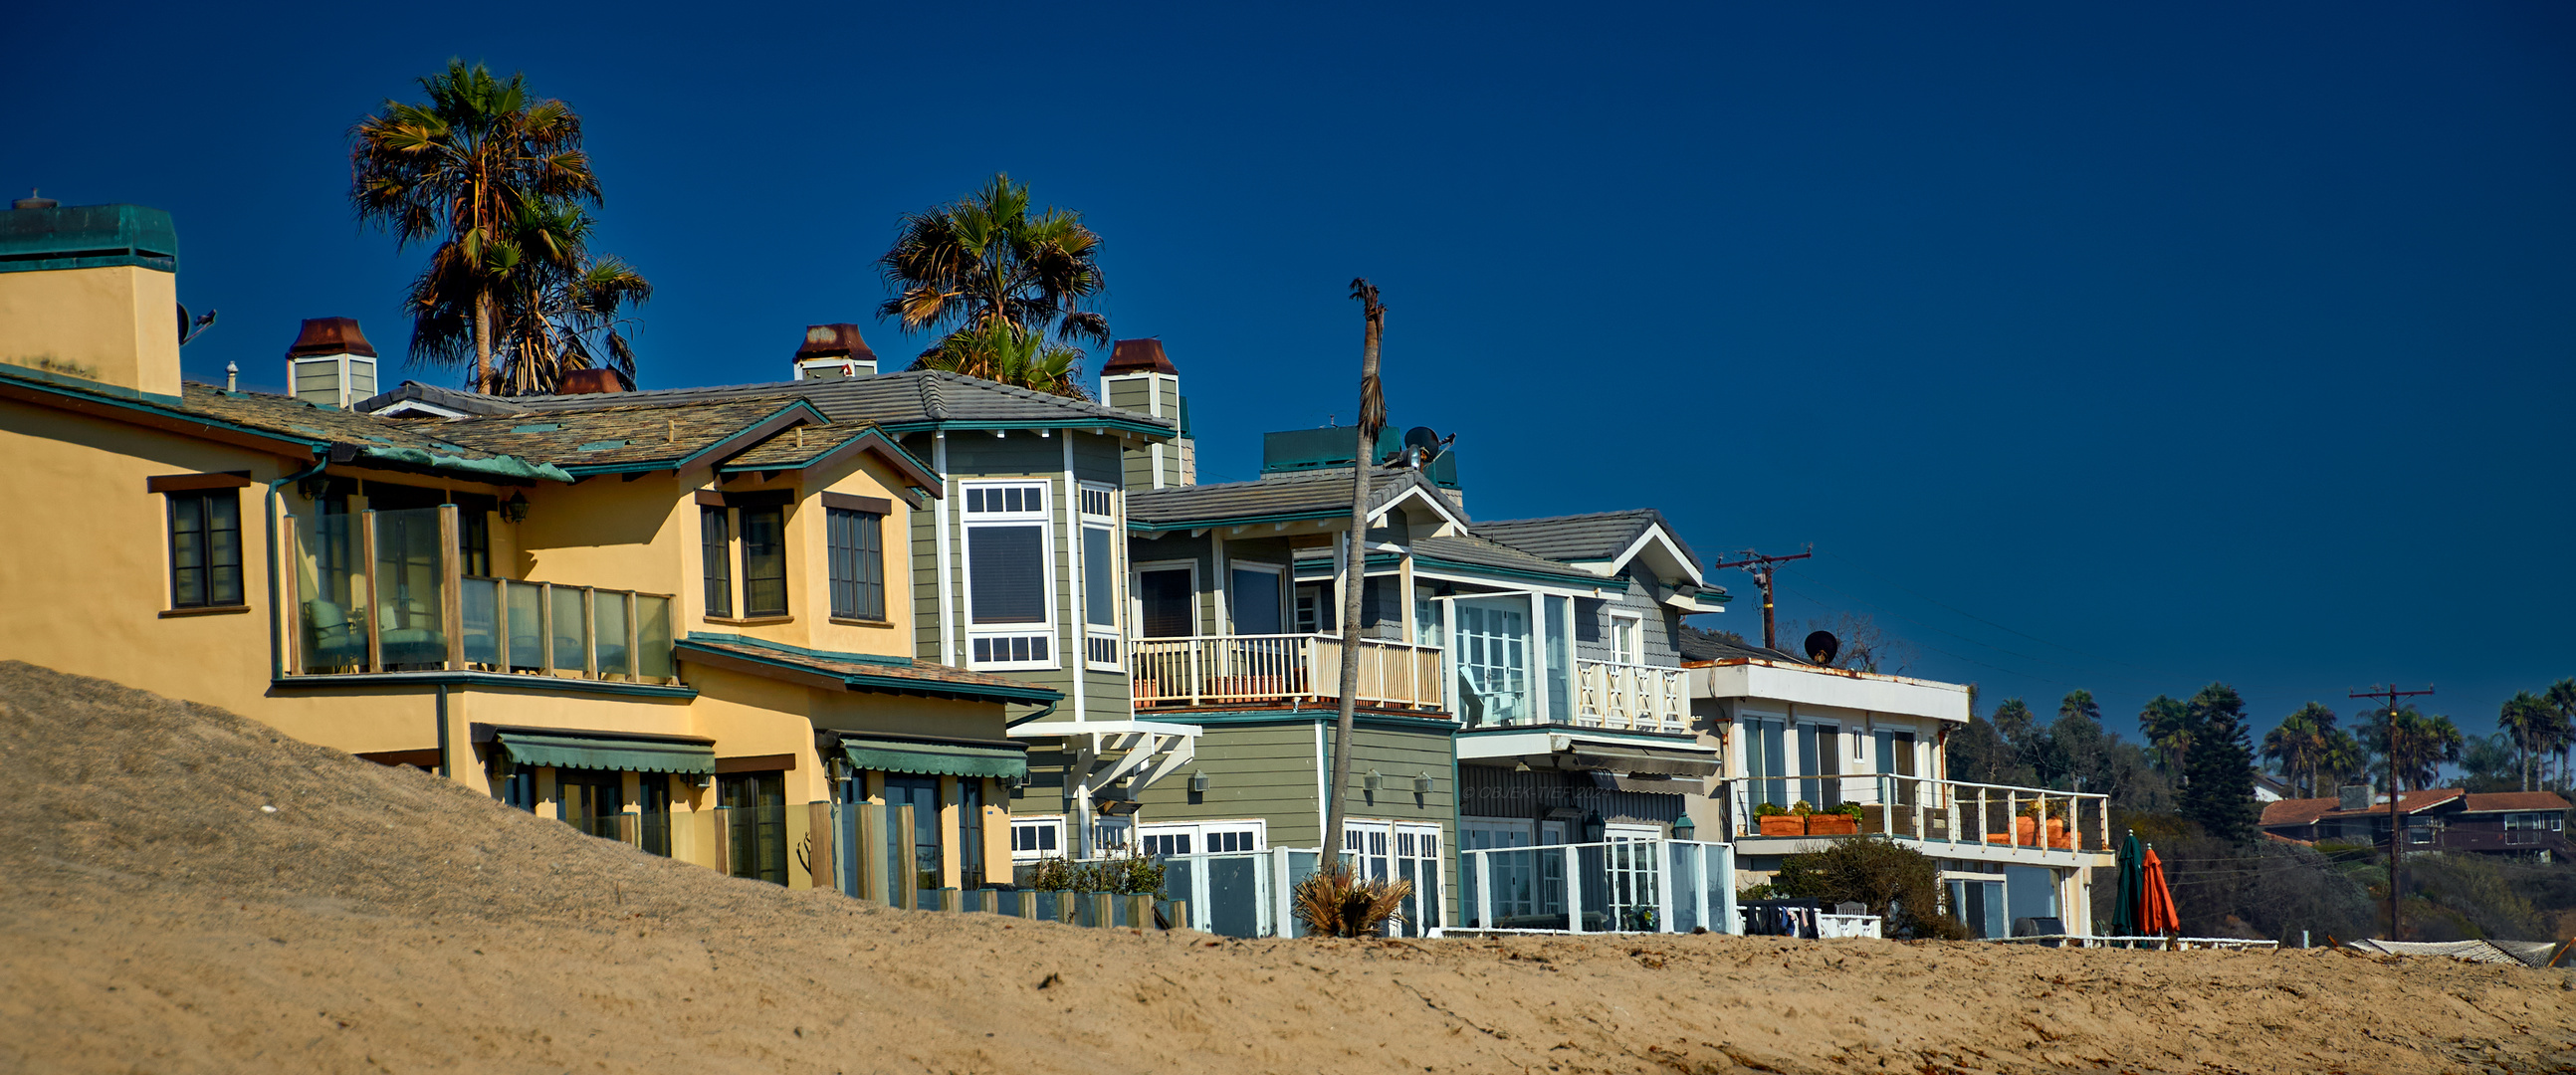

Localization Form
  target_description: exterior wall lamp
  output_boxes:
[500,490,532,524]
[1412,772,1434,794]
[1672,813,1695,840]
[1188,771,1210,792]
[1364,769,1384,793]
[1583,809,1607,842]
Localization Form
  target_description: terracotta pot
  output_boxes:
[1758,815,1805,836]
[1807,814,1859,836]
[2015,816,2039,845]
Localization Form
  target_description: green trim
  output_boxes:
[0,365,313,443]
[496,730,715,775]
[358,446,572,484]
[717,425,938,482]
[1129,508,1351,533]
[0,362,189,406]
[678,635,1061,704]
[686,631,909,667]
[1412,554,1625,591]
[270,670,698,699]
[840,738,1027,780]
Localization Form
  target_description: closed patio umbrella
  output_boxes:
[2111,831,2143,939]
[2139,843,2180,937]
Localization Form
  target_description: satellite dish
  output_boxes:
[1805,630,1839,665]
[1402,426,1440,453]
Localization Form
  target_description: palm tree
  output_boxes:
[351,61,602,393]
[2546,679,2576,791]
[877,173,1110,397]
[2318,727,2366,797]
[2141,695,2193,781]
[2057,689,2101,726]
[912,320,1084,396]
[2262,711,2325,798]
[2386,710,2465,792]
[2499,691,2555,792]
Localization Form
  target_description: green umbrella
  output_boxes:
[2111,830,2143,940]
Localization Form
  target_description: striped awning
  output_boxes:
[840,737,1027,780]
[493,730,716,775]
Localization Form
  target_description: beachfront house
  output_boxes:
[2260,788,2573,863]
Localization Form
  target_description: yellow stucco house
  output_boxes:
[0,199,1130,897]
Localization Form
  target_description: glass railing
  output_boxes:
[285,505,677,684]
[1456,839,1734,935]
[1717,774,2113,854]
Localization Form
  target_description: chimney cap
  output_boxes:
[556,367,631,394]
[287,317,378,358]
[1103,337,1177,375]
[794,323,876,362]
[12,189,59,210]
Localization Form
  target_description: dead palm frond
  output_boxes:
[1291,865,1413,938]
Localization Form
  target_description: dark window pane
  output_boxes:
[701,507,732,617]
[718,770,786,885]
[1084,527,1115,626]
[966,525,1045,624]
[742,506,785,616]
[168,490,244,609]
[1137,568,1194,638]
[827,508,885,621]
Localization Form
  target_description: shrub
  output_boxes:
[1766,835,1969,940]
[1022,850,1167,895]
[1754,802,1790,818]
[1292,865,1412,938]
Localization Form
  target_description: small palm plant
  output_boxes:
[1291,865,1413,938]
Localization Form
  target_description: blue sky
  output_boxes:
[9,3,2571,756]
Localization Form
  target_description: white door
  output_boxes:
[1603,822,1661,930]
[1345,819,1443,936]
[1461,818,1535,926]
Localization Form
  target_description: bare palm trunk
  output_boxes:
[1321,280,1387,871]
[474,290,497,394]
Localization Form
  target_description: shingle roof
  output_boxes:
[676,636,1059,704]
[1128,468,1459,530]
[506,369,1176,437]
[180,383,510,460]
[2260,789,2485,827]
[2461,791,2573,813]
[1674,625,1805,664]
[1411,534,1620,588]
[424,395,819,472]
[1475,509,1702,572]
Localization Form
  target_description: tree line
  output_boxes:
[350,62,1110,398]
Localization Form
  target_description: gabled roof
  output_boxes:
[1674,625,1804,665]
[2461,791,2574,813]
[1476,509,1704,586]
[425,396,828,478]
[1411,534,1624,590]
[2259,789,2488,827]
[504,369,1177,439]
[354,381,530,418]
[175,383,572,484]
[1127,467,1464,532]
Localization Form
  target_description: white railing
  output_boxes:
[1718,774,2113,855]
[1455,838,1735,935]
[1573,659,1691,733]
[1129,633,1444,709]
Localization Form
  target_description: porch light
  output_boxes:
[1188,771,1210,792]
[1364,769,1384,793]
[1583,809,1606,842]
[1412,772,1433,794]
[500,490,532,524]
[1672,813,1695,840]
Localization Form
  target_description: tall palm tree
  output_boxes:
[2263,712,2323,798]
[399,195,650,395]
[2318,727,2366,797]
[2057,689,2101,726]
[352,61,601,393]
[2499,691,2554,792]
[2141,695,2193,781]
[2387,710,2465,792]
[877,173,1110,397]
[2546,679,2576,791]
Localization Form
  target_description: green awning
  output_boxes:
[494,730,716,775]
[840,738,1027,780]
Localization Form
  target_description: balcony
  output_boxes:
[1129,633,1443,710]
[1455,838,1735,935]
[1717,774,2113,859]
[285,506,677,684]
[1572,659,1690,733]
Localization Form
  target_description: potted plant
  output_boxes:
[1808,800,1862,836]
[1755,801,1803,836]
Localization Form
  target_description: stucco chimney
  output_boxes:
[1100,338,1193,488]
[0,200,182,399]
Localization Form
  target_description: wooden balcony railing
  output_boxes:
[1573,659,1691,734]
[284,505,677,684]
[1129,633,1444,710]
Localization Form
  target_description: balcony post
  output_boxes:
[494,581,511,671]
[1563,845,1584,934]
[283,516,306,675]
[1473,850,1492,930]
[1188,638,1202,707]
[1654,840,1675,934]
[438,505,463,671]
[359,510,382,674]
[580,586,598,679]
[625,592,642,683]
[537,585,554,674]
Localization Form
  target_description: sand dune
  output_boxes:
[3,661,2570,1075]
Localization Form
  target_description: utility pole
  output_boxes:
[1707,545,1813,651]
[2349,683,2432,942]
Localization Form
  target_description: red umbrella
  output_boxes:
[2138,844,2180,936]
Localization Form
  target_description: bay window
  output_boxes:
[963,481,1054,668]
[1080,482,1121,669]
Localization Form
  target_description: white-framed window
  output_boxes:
[1079,481,1122,671]
[1609,612,1642,665]
[1227,561,1286,636]
[1009,816,1065,861]
[1138,819,1266,857]
[1091,815,1134,853]
[1132,560,1198,639]
[1342,819,1443,937]
[961,480,1056,669]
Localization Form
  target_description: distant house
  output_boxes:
[2259,789,2572,862]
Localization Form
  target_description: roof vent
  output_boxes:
[285,318,378,409]
[793,322,877,379]
[12,189,59,210]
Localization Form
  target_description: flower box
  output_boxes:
[1806,814,1859,836]
[1758,815,1806,837]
